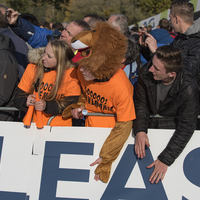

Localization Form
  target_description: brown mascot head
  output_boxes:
[71,22,127,81]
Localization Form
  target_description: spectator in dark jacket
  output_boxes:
[0,4,29,79]
[133,45,199,184]
[169,0,200,80]
[0,33,18,121]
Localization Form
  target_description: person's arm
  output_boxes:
[14,87,29,112]
[7,9,35,42]
[144,33,158,54]
[135,131,150,159]
[133,66,151,135]
[139,32,157,62]
[62,93,86,119]
[44,96,80,115]
[7,8,52,48]
[133,65,152,158]
[91,120,133,183]
[158,81,199,166]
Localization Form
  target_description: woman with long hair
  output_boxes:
[15,40,80,126]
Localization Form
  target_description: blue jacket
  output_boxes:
[10,18,60,48]
[150,28,174,45]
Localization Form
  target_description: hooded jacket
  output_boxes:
[133,61,199,166]
[0,33,19,121]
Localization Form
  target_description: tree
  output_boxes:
[137,0,173,16]
[31,0,69,10]
[119,0,148,24]
[6,0,31,13]
[4,0,173,25]
[66,0,147,24]
[66,0,105,21]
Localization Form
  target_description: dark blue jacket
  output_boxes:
[10,18,60,48]
[0,28,29,79]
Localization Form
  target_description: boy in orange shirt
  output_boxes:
[63,22,136,183]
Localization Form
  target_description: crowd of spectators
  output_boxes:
[0,0,199,184]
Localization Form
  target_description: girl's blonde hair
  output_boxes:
[29,40,74,101]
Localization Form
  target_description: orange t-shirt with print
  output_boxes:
[18,63,80,126]
[77,66,136,128]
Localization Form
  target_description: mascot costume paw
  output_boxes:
[62,22,135,183]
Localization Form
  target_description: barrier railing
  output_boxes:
[0,107,200,127]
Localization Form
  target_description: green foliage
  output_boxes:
[66,0,106,21]
[66,0,148,23]
[137,0,173,16]
[121,0,148,24]
[6,0,30,12]
[31,0,69,10]
[3,0,173,25]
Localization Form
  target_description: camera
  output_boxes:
[5,10,12,23]
[141,33,148,43]
[5,10,12,18]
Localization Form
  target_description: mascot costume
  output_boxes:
[63,22,136,183]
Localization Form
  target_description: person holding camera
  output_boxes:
[140,0,200,81]
[0,4,29,79]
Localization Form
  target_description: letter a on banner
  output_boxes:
[101,145,168,200]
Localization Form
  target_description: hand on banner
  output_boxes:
[135,131,150,159]
[90,157,102,181]
[147,159,168,184]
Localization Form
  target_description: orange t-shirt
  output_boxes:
[18,63,81,126]
[77,66,136,128]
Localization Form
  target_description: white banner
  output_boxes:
[0,122,199,199]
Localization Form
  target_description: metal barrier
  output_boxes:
[0,107,19,111]
[0,107,200,127]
